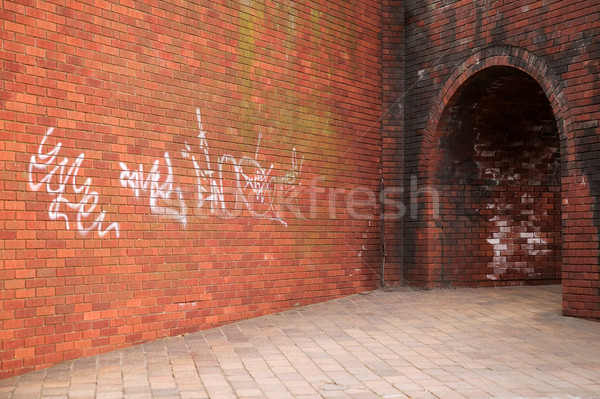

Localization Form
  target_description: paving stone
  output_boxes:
[1,286,600,399]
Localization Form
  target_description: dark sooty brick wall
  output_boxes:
[436,67,561,286]
[398,0,600,318]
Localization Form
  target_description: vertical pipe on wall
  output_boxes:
[380,176,387,287]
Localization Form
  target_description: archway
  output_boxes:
[406,46,600,318]
[431,66,561,286]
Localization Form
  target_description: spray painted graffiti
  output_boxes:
[28,128,120,238]
[175,108,303,226]
[119,152,188,225]
[27,108,304,237]
[121,108,303,226]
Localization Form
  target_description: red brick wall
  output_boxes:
[400,1,600,316]
[0,0,382,378]
[3,0,600,381]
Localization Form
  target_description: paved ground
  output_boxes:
[1,285,600,399]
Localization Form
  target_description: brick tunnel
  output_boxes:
[428,66,562,286]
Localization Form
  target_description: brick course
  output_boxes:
[0,0,382,378]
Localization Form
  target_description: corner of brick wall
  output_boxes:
[381,0,404,285]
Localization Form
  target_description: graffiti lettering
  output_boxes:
[181,109,303,226]
[28,108,303,237]
[119,152,188,225]
[28,128,120,238]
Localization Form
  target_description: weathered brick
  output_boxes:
[399,1,599,317]
[0,0,382,378]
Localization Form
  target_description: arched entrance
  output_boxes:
[410,47,574,289]
[433,66,561,286]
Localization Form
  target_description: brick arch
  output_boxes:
[413,46,577,289]
[420,46,572,178]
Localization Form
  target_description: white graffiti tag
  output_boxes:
[27,108,303,237]
[28,128,120,238]
[182,108,303,226]
[119,152,187,225]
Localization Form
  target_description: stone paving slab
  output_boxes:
[1,285,600,399]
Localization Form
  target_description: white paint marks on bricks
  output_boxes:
[176,108,303,226]
[28,127,120,238]
[28,108,303,237]
[119,152,188,225]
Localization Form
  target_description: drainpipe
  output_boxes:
[380,176,387,288]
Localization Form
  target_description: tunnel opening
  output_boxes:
[434,66,562,286]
